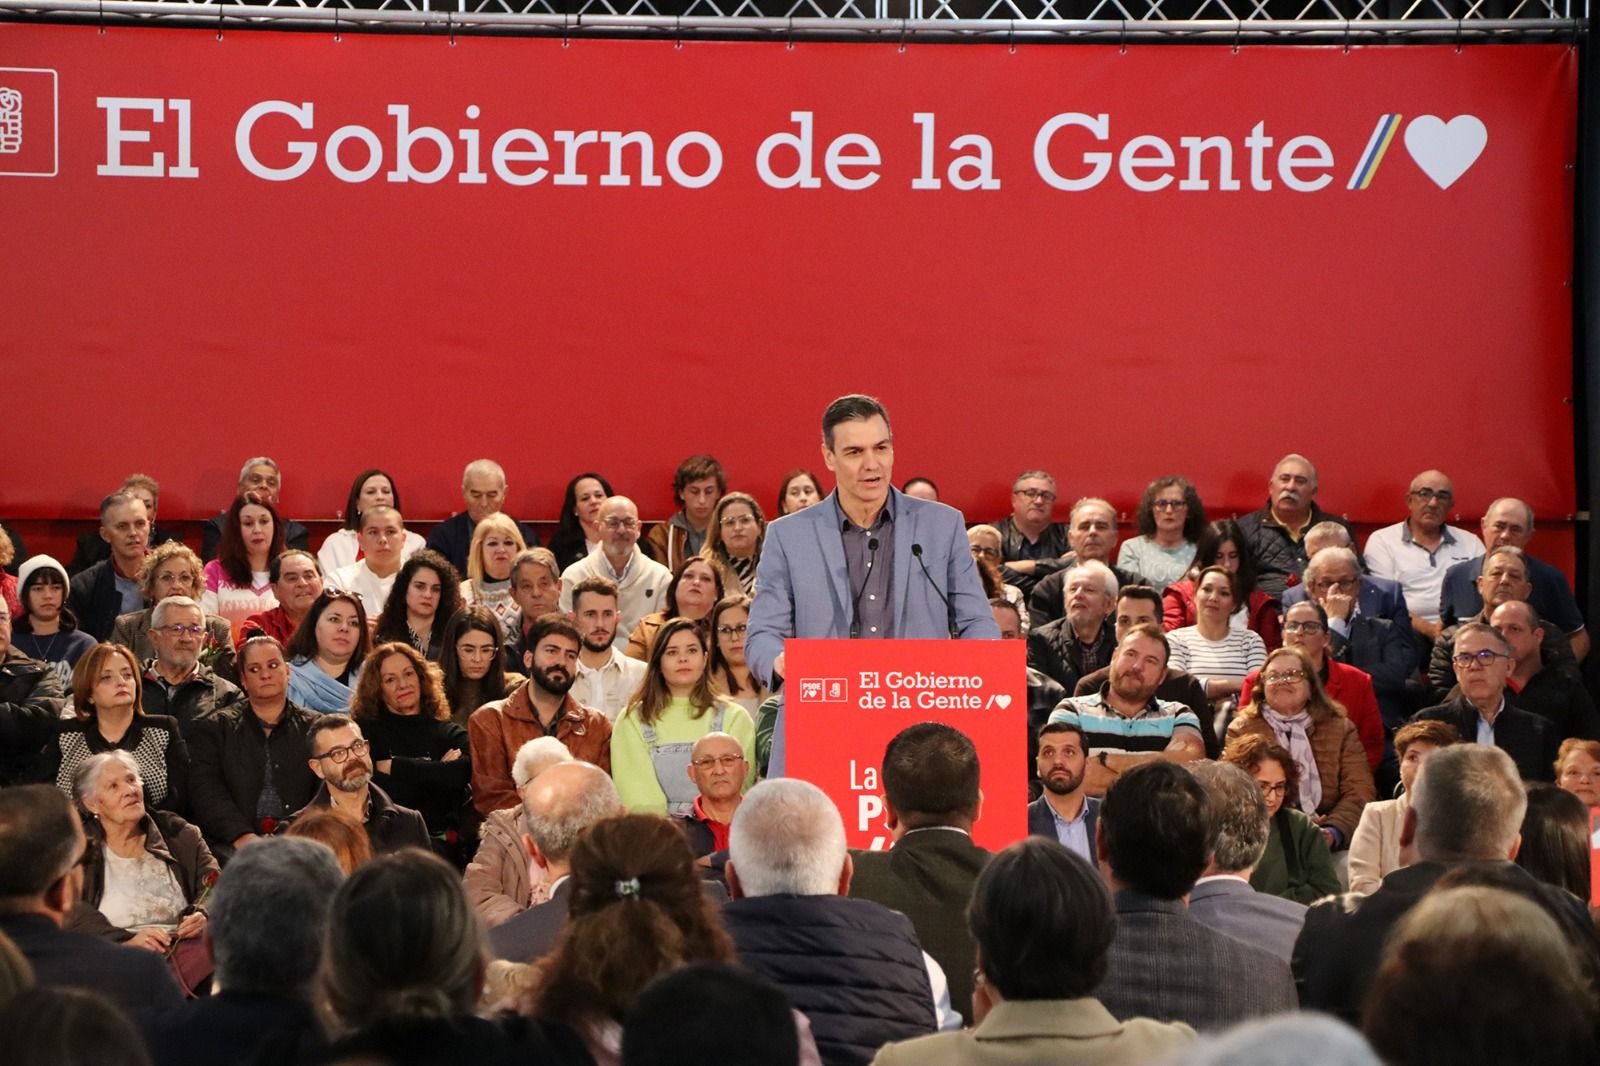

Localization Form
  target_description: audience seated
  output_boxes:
[0,599,67,786]
[1486,599,1600,741]
[199,457,310,562]
[438,605,526,727]
[646,454,726,572]
[236,549,323,648]
[324,505,409,619]
[13,556,96,688]
[675,731,747,869]
[624,962,804,1066]
[1163,519,1283,652]
[469,614,612,816]
[504,547,563,663]
[109,544,234,680]
[3,985,159,1066]
[1236,453,1357,598]
[200,495,282,644]
[372,549,462,662]
[967,525,1029,633]
[1555,736,1600,811]
[1362,470,1485,643]
[706,593,767,715]
[1427,546,1575,699]
[1117,476,1205,592]
[775,468,823,518]
[67,474,181,577]
[1094,762,1296,1030]
[870,837,1196,1065]
[317,468,426,575]
[280,805,371,874]
[1282,526,1412,629]
[547,473,614,572]
[136,597,241,735]
[1027,561,1117,693]
[625,556,723,662]
[283,590,370,714]
[140,836,342,1066]
[287,714,428,855]
[465,737,573,926]
[424,458,539,577]
[1169,566,1268,705]
[1221,733,1340,903]
[69,493,154,642]
[51,644,188,815]
[562,496,674,649]
[1412,620,1558,781]
[1027,498,1145,628]
[1347,720,1458,895]
[994,470,1068,594]
[569,578,648,723]
[1028,721,1098,863]
[702,492,765,595]
[1514,783,1593,902]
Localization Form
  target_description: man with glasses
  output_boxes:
[288,713,428,854]
[558,496,671,646]
[1412,621,1557,780]
[994,470,1069,593]
[1364,471,1485,644]
[1427,546,1576,701]
[140,595,242,735]
[678,731,749,867]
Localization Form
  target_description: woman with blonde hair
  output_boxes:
[461,514,528,640]
[109,542,233,671]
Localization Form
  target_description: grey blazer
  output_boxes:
[1186,876,1308,963]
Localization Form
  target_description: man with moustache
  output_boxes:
[1028,720,1099,864]
[139,596,242,735]
[468,614,612,815]
[288,714,428,855]
[1236,453,1357,598]
[568,576,648,723]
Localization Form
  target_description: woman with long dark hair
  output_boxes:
[318,469,426,575]
[1163,518,1282,651]
[547,474,614,572]
[706,594,767,716]
[374,550,463,662]
[284,591,370,713]
[202,493,284,642]
[438,606,525,727]
[775,469,822,517]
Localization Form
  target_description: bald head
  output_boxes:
[523,762,622,870]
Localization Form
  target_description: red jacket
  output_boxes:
[1240,658,1385,771]
[1162,579,1283,652]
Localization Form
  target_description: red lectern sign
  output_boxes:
[785,639,1027,852]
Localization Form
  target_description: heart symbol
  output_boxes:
[1403,115,1487,190]
[992,694,1012,710]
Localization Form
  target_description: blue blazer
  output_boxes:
[1282,573,1411,632]
[1027,794,1099,863]
[746,488,999,686]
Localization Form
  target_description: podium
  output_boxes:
[785,638,1027,851]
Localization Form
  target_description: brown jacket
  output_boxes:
[467,683,612,815]
[463,806,550,928]
[645,520,694,573]
[1227,709,1376,842]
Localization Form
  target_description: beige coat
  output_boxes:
[1347,793,1410,895]
[871,998,1194,1066]
[462,807,549,928]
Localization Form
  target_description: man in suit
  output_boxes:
[1427,546,1576,701]
[1094,763,1296,1031]
[142,837,342,1066]
[489,761,621,961]
[0,785,185,1015]
[850,723,991,1024]
[1412,621,1558,781]
[1282,540,1413,641]
[1290,547,1417,731]
[1293,743,1597,1023]
[199,457,311,562]
[1027,720,1099,865]
[1187,762,1308,962]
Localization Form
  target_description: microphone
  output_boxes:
[912,543,958,639]
[850,536,880,639]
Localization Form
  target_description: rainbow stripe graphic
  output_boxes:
[1348,114,1402,190]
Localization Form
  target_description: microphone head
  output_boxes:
[911,543,923,557]
[868,537,880,551]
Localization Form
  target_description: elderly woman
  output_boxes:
[439,606,526,727]
[1556,738,1600,811]
[317,469,426,575]
[464,736,574,928]
[461,513,528,640]
[284,591,370,713]
[706,594,769,716]
[373,550,462,662]
[351,642,472,862]
[1163,519,1282,651]
[1167,566,1267,703]
[547,473,614,572]
[1221,733,1340,904]
[109,542,234,675]
[1226,645,1376,861]
[624,556,723,662]
[967,525,1028,633]
[701,493,766,596]
[775,469,822,517]
[1116,476,1206,592]
[202,493,283,643]
[1347,720,1459,895]
[66,751,216,960]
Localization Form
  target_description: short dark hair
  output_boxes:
[1038,720,1087,750]
[821,394,891,451]
[673,455,727,506]
[969,838,1114,1000]
[0,786,81,908]
[1115,584,1163,617]
[1099,762,1212,900]
[268,549,322,583]
[305,713,362,755]
[623,963,799,1066]
[902,477,939,497]
[340,469,402,532]
[521,612,582,659]
[882,723,980,829]
[570,576,620,613]
[209,836,345,997]
[1516,784,1592,901]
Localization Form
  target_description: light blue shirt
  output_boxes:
[1477,697,1507,746]
[1051,801,1092,862]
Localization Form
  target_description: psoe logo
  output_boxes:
[0,68,59,177]
[797,678,848,704]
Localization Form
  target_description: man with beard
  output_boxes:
[1027,720,1098,865]
[289,714,428,854]
[1047,624,1204,797]
[467,613,612,814]
[568,576,646,722]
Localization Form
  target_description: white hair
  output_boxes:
[1067,559,1118,600]
[511,736,574,790]
[1303,547,1359,584]
[728,779,846,897]
[462,459,507,490]
[71,750,141,811]
[1410,745,1526,862]
[151,595,203,630]
[238,456,280,486]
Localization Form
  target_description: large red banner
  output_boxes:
[0,27,1578,530]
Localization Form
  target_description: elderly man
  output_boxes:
[68,473,181,576]
[1488,601,1600,742]
[1048,625,1205,798]
[1027,561,1118,693]
[1363,471,1486,641]
[1026,498,1145,629]
[109,544,233,675]
[1291,548,1416,731]
[139,595,242,735]
[1236,453,1357,598]
[1428,546,1575,700]
[724,779,945,1065]
[1413,621,1558,781]
[425,459,539,576]
[68,491,152,640]
[0,785,183,1013]
[647,454,727,572]
[569,576,648,722]
[488,761,623,961]
[289,714,428,854]
[325,505,408,618]
[200,457,311,561]
[1283,523,1408,626]
[677,731,749,866]
[142,837,342,1066]
[1187,762,1308,963]
[1294,744,1595,1023]
[558,496,672,647]
[0,599,66,786]
[1439,497,1588,660]
[505,548,563,666]
[464,737,573,928]
[994,470,1069,592]
[239,549,324,647]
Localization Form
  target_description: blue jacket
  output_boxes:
[1282,573,1412,633]
[746,488,999,687]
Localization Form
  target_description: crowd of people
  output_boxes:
[0,393,1598,1065]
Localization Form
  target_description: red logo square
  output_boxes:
[0,68,59,177]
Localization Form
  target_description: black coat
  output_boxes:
[0,646,65,785]
[286,782,430,856]
[1411,696,1559,781]
[489,878,571,963]
[48,714,189,816]
[1235,502,1357,599]
[0,911,185,1017]
[1027,566,1147,630]
[1026,617,1116,694]
[68,558,128,641]
[361,709,471,839]
[188,701,320,846]
[140,663,245,736]
[143,992,324,1066]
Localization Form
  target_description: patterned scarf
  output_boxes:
[1263,707,1323,816]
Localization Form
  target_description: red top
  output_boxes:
[692,795,733,852]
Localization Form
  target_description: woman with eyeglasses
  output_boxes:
[701,493,766,596]
[624,557,723,663]
[966,525,1028,634]
[1226,645,1375,865]
[108,542,234,675]
[1238,600,1384,774]
[1116,476,1206,592]
[1221,733,1340,904]
[706,594,768,716]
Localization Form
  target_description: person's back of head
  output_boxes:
[320,848,485,1037]
[1363,886,1596,1066]
[1176,1014,1379,1066]
[210,836,344,1000]
[1189,761,1270,876]
[0,929,33,1010]
[1515,784,1593,901]
[524,762,623,869]
[0,986,152,1066]
[727,779,848,898]
[1098,762,1212,900]
[0,786,82,917]
[1410,745,1526,862]
[622,962,798,1066]
[969,838,1114,1001]
[281,806,373,876]
[881,722,980,831]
